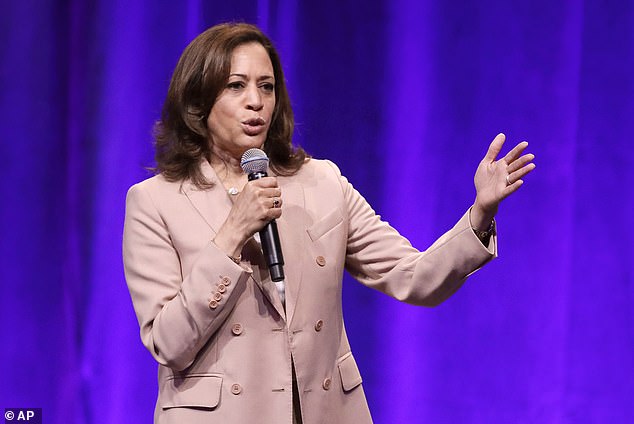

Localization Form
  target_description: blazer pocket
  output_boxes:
[307,207,344,242]
[337,352,363,392]
[161,374,223,410]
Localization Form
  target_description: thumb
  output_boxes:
[483,133,506,163]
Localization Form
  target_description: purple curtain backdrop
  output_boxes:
[1,0,633,422]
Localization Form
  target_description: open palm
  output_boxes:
[473,133,536,221]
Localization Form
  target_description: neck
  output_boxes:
[209,145,244,178]
[208,144,250,195]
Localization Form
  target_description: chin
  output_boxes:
[242,136,266,151]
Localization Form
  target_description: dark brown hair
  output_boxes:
[154,22,308,188]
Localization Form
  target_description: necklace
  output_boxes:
[210,160,243,196]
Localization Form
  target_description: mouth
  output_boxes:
[241,117,267,136]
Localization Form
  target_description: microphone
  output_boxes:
[240,148,285,282]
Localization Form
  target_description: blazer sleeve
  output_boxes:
[123,182,252,371]
[325,161,497,306]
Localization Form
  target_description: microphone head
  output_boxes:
[240,148,269,174]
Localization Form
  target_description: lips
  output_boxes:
[241,117,267,136]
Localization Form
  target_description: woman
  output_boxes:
[123,23,535,424]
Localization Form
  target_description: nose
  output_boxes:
[246,85,263,111]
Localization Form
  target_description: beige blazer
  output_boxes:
[123,158,496,424]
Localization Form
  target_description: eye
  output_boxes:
[227,81,245,91]
[260,82,275,93]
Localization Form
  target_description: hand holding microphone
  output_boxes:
[240,149,285,282]
[212,150,284,279]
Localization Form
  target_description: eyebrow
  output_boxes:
[229,73,275,81]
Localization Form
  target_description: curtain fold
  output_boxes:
[1,1,632,422]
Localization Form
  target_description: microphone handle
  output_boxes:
[259,220,285,282]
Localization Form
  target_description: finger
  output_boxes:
[507,153,535,173]
[259,187,282,199]
[250,177,278,188]
[508,162,536,183]
[502,179,524,198]
[483,133,506,162]
[267,207,282,220]
[270,197,283,209]
[503,141,529,164]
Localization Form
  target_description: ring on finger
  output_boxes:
[505,174,512,186]
[273,198,281,208]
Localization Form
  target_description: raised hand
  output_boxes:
[471,133,536,230]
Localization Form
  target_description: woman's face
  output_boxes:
[207,42,276,158]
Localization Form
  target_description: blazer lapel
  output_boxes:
[250,248,287,320]
[181,160,232,236]
[276,178,306,325]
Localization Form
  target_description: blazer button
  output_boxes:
[213,292,222,301]
[217,283,227,293]
[231,383,242,395]
[314,319,324,332]
[322,378,332,390]
[222,276,231,286]
[232,323,243,336]
[208,300,218,309]
[316,256,326,267]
